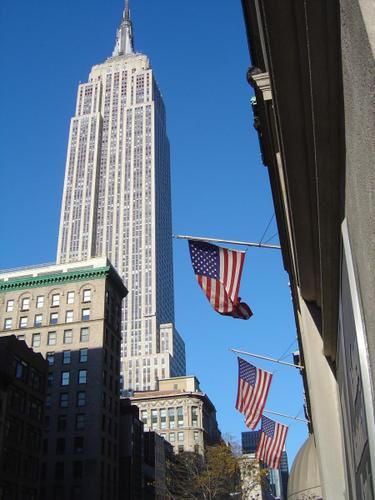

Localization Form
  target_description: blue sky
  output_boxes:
[0,0,307,464]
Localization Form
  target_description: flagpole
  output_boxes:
[173,234,281,250]
[264,409,309,424]
[230,348,303,369]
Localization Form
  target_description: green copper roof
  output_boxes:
[0,266,111,292]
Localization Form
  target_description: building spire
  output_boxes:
[112,0,134,57]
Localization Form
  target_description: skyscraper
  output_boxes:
[57,1,186,391]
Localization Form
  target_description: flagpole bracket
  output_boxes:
[231,348,304,370]
[173,234,281,250]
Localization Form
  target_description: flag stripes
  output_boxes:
[189,240,252,320]
[256,416,288,469]
[235,358,272,429]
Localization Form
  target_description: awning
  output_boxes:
[288,435,322,499]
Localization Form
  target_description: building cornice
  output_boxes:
[0,266,111,293]
[130,391,216,412]
[251,72,272,101]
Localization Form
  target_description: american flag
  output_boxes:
[256,415,288,469]
[235,357,272,429]
[188,240,252,320]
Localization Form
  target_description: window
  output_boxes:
[47,373,54,387]
[61,371,70,386]
[151,409,158,430]
[160,409,167,429]
[177,407,184,427]
[81,308,90,321]
[73,461,83,479]
[80,327,89,342]
[74,436,84,454]
[57,415,67,431]
[19,316,28,328]
[47,331,57,345]
[59,393,69,408]
[65,310,73,323]
[46,394,51,408]
[30,399,42,421]
[178,432,184,442]
[50,312,58,325]
[75,414,85,430]
[30,401,41,422]
[15,358,28,380]
[21,298,30,311]
[63,330,73,344]
[194,431,200,442]
[67,291,75,304]
[191,406,199,427]
[47,352,55,366]
[76,391,86,407]
[78,370,87,384]
[55,462,64,480]
[30,368,42,390]
[140,410,148,425]
[51,294,60,307]
[4,318,12,330]
[17,334,25,341]
[169,432,175,442]
[168,408,175,428]
[79,348,88,363]
[82,289,91,303]
[34,314,43,327]
[56,438,65,455]
[178,445,184,453]
[36,296,44,308]
[63,351,71,365]
[6,300,14,312]
[32,333,41,348]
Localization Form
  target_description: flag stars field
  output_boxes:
[188,240,252,320]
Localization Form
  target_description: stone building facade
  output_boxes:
[0,257,127,500]
[129,376,220,455]
[241,0,375,496]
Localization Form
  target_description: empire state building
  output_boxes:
[57,2,186,390]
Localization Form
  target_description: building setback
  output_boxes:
[56,1,186,391]
[129,376,221,455]
[0,335,47,500]
[0,257,127,500]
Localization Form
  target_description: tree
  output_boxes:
[166,441,265,499]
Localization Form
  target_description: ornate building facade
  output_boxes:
[129,376,221,455]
